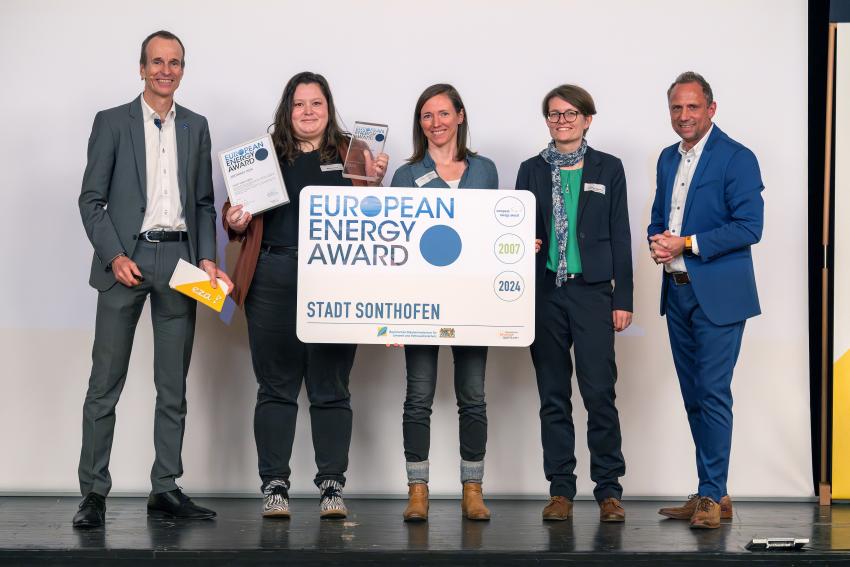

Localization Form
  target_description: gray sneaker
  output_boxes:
[262,480,290,518]
[319,480,347,518]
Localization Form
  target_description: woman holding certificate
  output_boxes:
[515,85,633,523]
[223,71,388,519]
[390,83,498,522]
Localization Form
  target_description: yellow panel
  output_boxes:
[833,350,850,498]
[173,281,227,312]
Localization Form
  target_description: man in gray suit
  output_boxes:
[73,30,232,528]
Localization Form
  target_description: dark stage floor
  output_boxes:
[2,497,850,565]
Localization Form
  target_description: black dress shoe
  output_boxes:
[72,492,105,528]
[147,488,216,519]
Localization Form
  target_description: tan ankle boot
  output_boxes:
[461,482,490,521]
[403,483,429,522]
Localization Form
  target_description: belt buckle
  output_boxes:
[143,231,161,243]
[672,272,689,285]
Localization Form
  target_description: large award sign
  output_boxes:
[296,186,536,346]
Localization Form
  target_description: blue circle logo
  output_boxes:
[238,148,245,156]
[420,225,462,267]
[255,148,268,161]
[359,196,381,217]
[375,133,385,142]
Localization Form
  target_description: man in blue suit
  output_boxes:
[648,72,763,529]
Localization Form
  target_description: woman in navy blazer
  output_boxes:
[390,84,497,523]
[515,84,633,523]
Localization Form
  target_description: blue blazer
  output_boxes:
[390,152,498,190]
[648,125,764,326]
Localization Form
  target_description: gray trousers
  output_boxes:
[78,240,196,496]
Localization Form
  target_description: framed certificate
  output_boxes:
[296,186,536,346]
[342,121,388,181]
[218,134,288,215]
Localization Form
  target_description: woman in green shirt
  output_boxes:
[515,84,634,524]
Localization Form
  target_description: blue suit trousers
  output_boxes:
[665,278,745,502]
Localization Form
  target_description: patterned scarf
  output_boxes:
[539,139,587,286]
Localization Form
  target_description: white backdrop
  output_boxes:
[0,0,811,498]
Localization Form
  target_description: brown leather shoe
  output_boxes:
[403,483,429,522]
[461,482,490,521]
[689,496,720,529]
[659,494,733,520]
[599,497,625,522]
[542,496,573,521]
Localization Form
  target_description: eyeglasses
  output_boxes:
[546,110,581,123]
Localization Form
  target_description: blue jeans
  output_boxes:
[402,345,488,462]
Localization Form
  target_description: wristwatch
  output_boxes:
[684,235,693,256]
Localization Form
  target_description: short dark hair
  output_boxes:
[667,71,713,105]
[408,83,474,164]
[270,71,349,165]
[541,84,597,118]
[140,30,185,67]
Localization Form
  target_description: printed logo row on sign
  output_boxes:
[493,196,526,302]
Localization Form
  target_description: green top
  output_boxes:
[547,168,583,274]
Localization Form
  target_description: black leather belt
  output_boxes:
[668,271,691,285]
[139,230,188,242]
[262,245,298,257]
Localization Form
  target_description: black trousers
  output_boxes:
[530,271,625,501]
[244,249,355,488]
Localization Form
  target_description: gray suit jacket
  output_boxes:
[79,95,216,291]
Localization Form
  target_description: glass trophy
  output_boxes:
[342,121,389,181]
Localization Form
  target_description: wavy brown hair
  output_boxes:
[408,83,475,164]
[270,71,348,165]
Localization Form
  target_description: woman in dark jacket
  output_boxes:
[515,84,633,524]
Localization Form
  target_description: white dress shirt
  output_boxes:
[140,96,186,233]
[665,124,712,273]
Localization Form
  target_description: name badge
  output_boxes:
[321,163,344,172]
[584,183,606,195]
[414,171,439,187]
